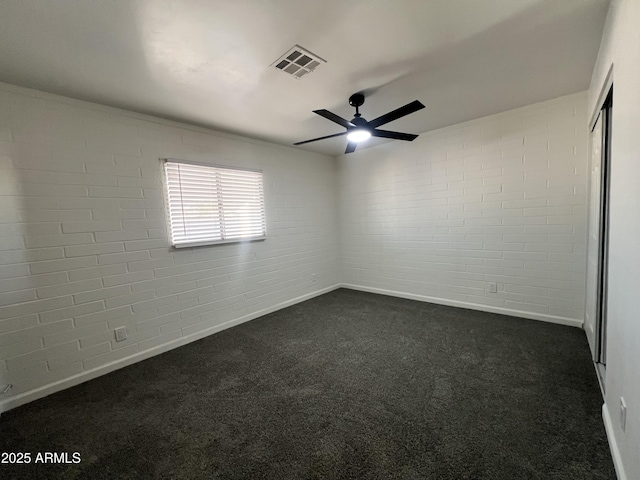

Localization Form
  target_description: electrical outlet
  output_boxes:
[311,273,316,283]
[488,282,497,293]
[620,397,627,432]
[114,327,127,342]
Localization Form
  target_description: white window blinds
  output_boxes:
[164,160,266,248]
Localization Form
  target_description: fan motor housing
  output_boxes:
[351,116,368,127]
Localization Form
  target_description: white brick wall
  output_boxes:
[0,83,591,412]
[338,92,589,324]
[0,83,339,405]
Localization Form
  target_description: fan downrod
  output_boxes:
[349,93,365,117]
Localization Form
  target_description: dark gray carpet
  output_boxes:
[0,289,615,479]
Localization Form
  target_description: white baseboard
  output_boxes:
[0,284,341,415]
[0,283,583,414]
[340,283,584,328]
[603,403,627,480]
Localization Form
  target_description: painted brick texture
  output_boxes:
[0,83,339,398]
[0,83,591,409]
[338,93,589,322]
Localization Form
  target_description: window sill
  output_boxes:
[171,236,266,249]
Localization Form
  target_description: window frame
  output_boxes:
[163,158,267,249]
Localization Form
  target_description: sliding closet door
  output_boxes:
[585,113,602,357]
[585,89,612,369]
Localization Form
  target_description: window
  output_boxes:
[163,159,266,248]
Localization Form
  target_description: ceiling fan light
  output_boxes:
[347,128,371,143]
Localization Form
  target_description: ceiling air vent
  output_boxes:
[271,45,326,79]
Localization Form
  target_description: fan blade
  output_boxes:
[313,109,355,128]
[345,141,358,154]
[293,131,347,146]
[371,129,418,141]
[367,100,425,129]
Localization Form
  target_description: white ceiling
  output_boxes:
[0,0,610,156]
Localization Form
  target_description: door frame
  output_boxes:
[587,68,613,393]
[595,88,612,366]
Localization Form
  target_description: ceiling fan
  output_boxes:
[294,93,425,154]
